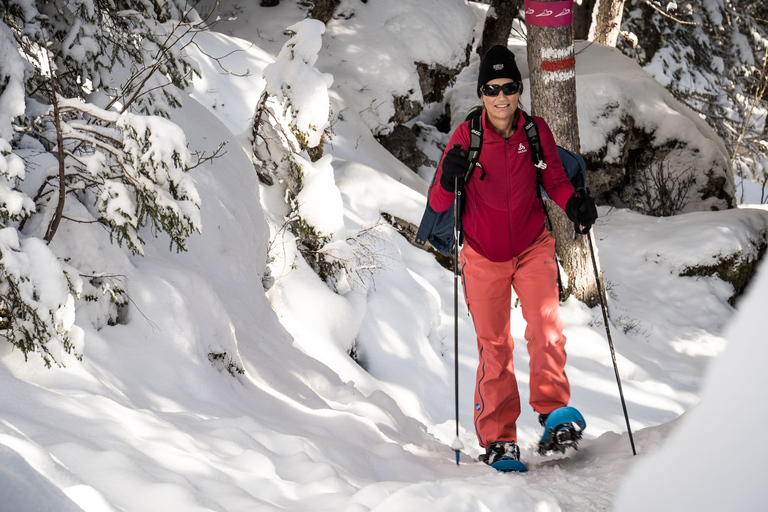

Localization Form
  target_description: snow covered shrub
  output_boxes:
[0,228,83,367]
[260,19,334,158]
[572,42,735,213]
[80,275,128,329]
[4,0,202,118]
[208,350,245,377]
[31,98,202,255]
[0,139,35,226]
[318,223,397,293]
[0,1,215,364]
[254,20,394,294]
[631,155,697,216]
[254,19,347,288]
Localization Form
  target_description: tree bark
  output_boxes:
[43,42,67,245]
[573,0,596,40]
[590,0,626,47]
[477,0,522,57]
[44,83,67,244]
[526,0,599,307]
[310,0,341,24]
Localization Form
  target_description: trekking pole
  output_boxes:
[586,229,637,456]
[451,175,464,465]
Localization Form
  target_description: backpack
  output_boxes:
[415,106,587,257]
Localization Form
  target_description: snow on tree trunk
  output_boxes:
[589,0,626,47]
[526,0,599,306]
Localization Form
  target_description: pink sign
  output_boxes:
[524,0,573,27]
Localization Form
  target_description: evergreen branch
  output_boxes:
[65,122,123,147]
[61,132,126,167]
[642,0,700,25]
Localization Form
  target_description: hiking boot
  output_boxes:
[479,441,521,466]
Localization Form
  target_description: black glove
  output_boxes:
[565,189,598,235]
[439,145,471,193]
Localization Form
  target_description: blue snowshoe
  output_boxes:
[538,406,586,455]
[480,441,528,472]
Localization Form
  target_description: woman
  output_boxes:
[428,45,597,468]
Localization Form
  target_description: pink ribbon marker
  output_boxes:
[524,0,573,27]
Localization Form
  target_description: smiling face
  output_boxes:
[481,78,520,138]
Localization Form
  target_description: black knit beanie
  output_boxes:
[477,45,522,97]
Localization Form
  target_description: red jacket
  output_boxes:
[429,111,574,262]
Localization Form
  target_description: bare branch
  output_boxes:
[61,215,100,224]
[186,40,253,77]
[187,141,228,171]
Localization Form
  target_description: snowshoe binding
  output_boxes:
[480,441,528,472]
[538,406,586,455]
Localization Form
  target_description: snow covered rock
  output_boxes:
[574,42,735,214]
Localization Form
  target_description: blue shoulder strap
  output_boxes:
[521,111,586,199]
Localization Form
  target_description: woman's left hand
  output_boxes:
[566,190,598,235]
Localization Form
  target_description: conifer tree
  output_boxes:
[0,0,217,365]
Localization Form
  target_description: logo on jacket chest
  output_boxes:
[517,143,527,154]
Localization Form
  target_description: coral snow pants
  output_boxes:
[460,230,570,447]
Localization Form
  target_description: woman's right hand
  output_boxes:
[439,145,471,192]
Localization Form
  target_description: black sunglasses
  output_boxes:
[481,82,522,97]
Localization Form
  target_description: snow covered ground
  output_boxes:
[1,1,767,511]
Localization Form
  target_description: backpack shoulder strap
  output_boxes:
[466,108,484,181]
[521,110,549,199]
[521,111,547,170]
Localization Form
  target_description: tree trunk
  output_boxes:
[573,0,596,40]
[526,0,599,307]
[43,41,66,245]
[590,0,626,47]
[477,0,522,57]
[310,0,341,24]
